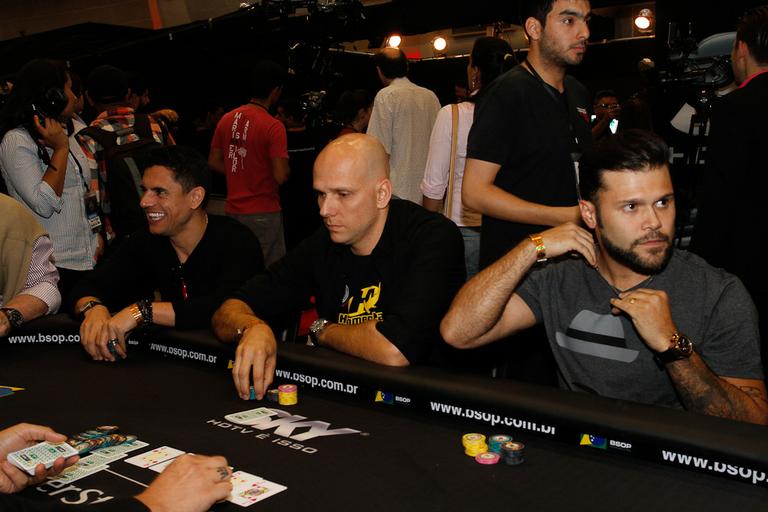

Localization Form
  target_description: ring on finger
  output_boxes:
[216,466,229,480]
[107,338,118,348]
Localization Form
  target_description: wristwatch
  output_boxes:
[78,299,104,319]
[654,332,694,365]
[1,307,25,331]
[308,318,330,347]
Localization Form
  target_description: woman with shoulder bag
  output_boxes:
[421,37,515,279]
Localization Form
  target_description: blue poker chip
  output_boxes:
[249,386,256,400]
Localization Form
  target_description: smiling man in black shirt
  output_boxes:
[213,134,465,400]
[71,146,263,361]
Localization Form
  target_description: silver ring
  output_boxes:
[107,339,118,348]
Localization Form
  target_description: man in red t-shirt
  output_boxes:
[209,60,290,267]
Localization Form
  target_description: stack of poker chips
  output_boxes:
[500,441,525,465]
[267,389,280,403]
[66,426,137,455]
[278,384,298,405]
[488,434,513,453]
[462,433,488,457]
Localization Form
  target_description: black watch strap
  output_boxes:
[78,299,104,319]
[1,307,24,330]
[654,332,694,366]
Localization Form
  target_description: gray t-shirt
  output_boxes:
[516,250,763,409]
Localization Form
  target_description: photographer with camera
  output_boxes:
[0,59,102,300]
[691,6,768,374]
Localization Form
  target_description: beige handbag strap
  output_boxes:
[444,103,459,217]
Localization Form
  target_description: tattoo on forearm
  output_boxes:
[668,356,765,423]
[738,385,768,405]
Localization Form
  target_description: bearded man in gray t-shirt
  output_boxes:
[441,130,767,425]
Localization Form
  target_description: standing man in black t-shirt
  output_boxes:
[212,134,465,400]
[463,0,593,269]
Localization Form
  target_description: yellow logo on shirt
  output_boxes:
[338,283,383,325]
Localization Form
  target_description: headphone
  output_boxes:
[31,86,69,119]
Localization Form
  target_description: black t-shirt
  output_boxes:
[70,215,264,328]
[467,65,593,267]
[231,199,466,364]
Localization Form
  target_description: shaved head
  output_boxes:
[313,133,393,255]
[316,133,390,183]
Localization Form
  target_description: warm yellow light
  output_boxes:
[634,8,653,31]
[432,36,447,52]
[387,35,401,48]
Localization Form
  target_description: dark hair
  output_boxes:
[578,129,670,202]
[373,48,408,79]
[127,72,148,97]
[69,70,83,98]
[0,58,69,139]
[470,37,516,100]
[593,89,618,104]
[521,0,557,31]
[737,5,768,64]
[335,89,373,124]
[249,60,286,100]
[141,146,211,206]
[86,65,129,105]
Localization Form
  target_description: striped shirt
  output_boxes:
[0,235,61,313]
[0,126,98,270]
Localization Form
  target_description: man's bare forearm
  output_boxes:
[441,240,537,348]
[212,299,268,343]
[318,321,408,366]
[667,354,768,425]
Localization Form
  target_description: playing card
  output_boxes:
[124,446,185,468]
[8,442,79,476]
[148,454,186,473]
[92,439,148,460]
[224,407,276,425]
[227,471,287,506]
[47,456,110,484]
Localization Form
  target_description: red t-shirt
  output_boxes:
[211,104,288,214]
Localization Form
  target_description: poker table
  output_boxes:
[2,315,767,511]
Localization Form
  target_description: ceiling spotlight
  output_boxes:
[432,36,447,52]
[634,8,654,32]
[386,34,401,48]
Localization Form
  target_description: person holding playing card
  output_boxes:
[0,423,233,511]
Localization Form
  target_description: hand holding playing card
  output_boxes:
[135,454,232,512]
[0,423,79,494]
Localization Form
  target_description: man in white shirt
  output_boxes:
[367,48,440,204]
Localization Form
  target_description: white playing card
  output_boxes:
[224,408,276,425]
[92,439,149,460]
[48,458,110,484]
[124,446,185,468]
[227,471,287,506]
[8,442,79,476]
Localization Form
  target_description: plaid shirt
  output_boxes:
[76,107,174,170]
